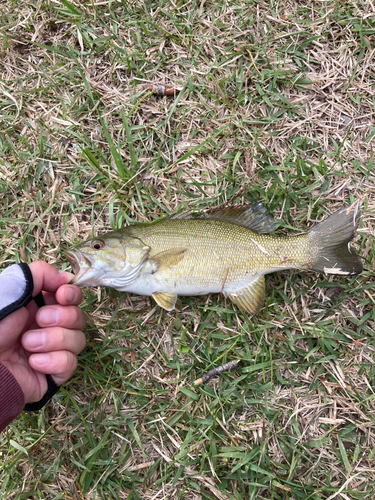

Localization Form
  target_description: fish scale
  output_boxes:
[66,203,362,313]
[126,219,310,289]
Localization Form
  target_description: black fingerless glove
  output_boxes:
[0,263,60,411]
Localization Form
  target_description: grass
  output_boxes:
[1,0,375,498]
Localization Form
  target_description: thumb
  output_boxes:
[29,262,74,296]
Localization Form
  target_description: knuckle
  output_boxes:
[73,307,83,324]
[60,327,67,346]
[68,353,78,373]
[46,327,70,352]
[69,306,78,323]
[44,327,61,349]
[56,351,77,376]
[78,331,87,352]
[74,308,86,328]
[64,306,80,326]
[54,327,66,347]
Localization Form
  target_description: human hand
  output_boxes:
[0,262,86,404]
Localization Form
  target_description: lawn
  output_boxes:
[1,0,375,499]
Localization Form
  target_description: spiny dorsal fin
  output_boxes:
[170,203,275,234]
[150,247,187,273]
[224,275,265,314]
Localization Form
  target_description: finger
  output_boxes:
[22,328,86,356]
[29,261,74,296]
[28,350,78,386]
[36,305,86,330]
[55,285,83,306]
[25,296,85,335]
[41,285,83,307]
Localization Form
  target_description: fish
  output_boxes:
[65,202,362,314]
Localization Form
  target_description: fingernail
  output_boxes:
[23,330,46,349]
[39,307,60,326]
[58,270,75,282]
[64,287,77,303]
[32,353,49,366]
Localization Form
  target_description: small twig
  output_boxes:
[215,417,240,446]
[125,461,154,472]
[364,289,375,305]
[137,84,180,96]
[194,360,240,386]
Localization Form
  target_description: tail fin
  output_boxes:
[308,202,362,275]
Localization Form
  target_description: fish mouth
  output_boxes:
[65,250,95,285]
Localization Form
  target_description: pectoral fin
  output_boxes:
[225,275,265,314]
[152,292,179,311]
[150,247,186,273]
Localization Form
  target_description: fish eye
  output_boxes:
[91,240,104,250]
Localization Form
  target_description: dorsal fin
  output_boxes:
[169,203,275,234]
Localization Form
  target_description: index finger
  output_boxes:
[29,261,74,296]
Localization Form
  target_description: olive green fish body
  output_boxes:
[66,203,362,313]
[125,219,310,293]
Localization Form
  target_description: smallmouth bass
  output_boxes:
[65,202,362,313]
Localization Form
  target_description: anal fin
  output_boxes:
[152,292,179,311]
[225,275,265,314]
